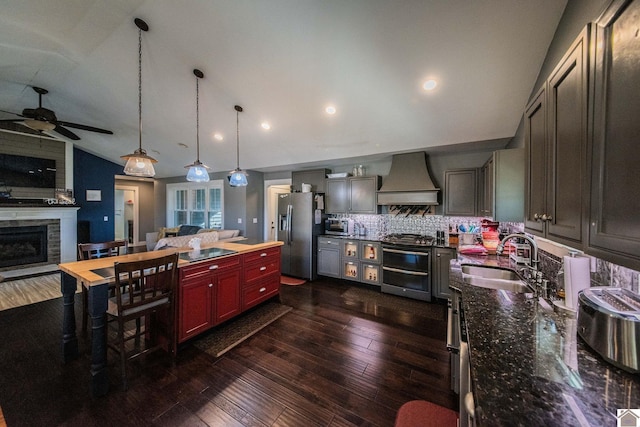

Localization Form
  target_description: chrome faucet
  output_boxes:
[496,233,539,270]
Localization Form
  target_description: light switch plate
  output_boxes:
[103,216,108,222]
[253,218,258,223]
[237,218,242,224]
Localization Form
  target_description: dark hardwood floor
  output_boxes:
[0,277,456,426]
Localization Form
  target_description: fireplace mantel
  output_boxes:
[0,206,79,264]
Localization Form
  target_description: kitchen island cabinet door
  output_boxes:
[179,274,213,342]
[214,267,242,325]
[588,0,640,270]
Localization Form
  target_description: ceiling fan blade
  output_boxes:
[0,109,24,118]
[53,125,80,140]
[0,119,24,123]
[57,120,113,135]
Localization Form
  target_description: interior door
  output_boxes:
[114,185,138,244]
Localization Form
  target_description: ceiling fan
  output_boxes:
[0,86,113,140]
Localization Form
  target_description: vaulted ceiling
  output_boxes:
[0,0,567,178]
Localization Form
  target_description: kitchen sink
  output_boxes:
[460,264,532,293]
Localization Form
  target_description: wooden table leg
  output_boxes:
[61,271,78,363]
[88,283,109,397]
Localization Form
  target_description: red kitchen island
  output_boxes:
[59,239,283,397]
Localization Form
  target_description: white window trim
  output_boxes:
[166,180,224,228]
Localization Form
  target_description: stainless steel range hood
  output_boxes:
[377,152,440,205]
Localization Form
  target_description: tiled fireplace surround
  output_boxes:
[0,207,79,272]
[340,213,640,295]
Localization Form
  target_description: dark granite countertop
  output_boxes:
[450,254,640,427]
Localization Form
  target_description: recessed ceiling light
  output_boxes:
[261,122,271,130]
[423,79,437,91]
[325,105,336,115]
[213,133,223,141]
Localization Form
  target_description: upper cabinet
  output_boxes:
[325,176,381,214]
[588,0,640,270]
[292,168,331,193]
[525,26,589,248]
[480,148,524,222]
[444,168,477,217]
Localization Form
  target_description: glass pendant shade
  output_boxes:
[122,148,156,177]
[185,161,210,182]
[228,168,248,187]
[228,105,248,187]
[123,18,157,178]
[185,69,209,182]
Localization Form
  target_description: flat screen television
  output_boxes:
[0,153,56,189]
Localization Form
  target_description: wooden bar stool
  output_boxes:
[107,252,178,390]
[77,240,128,333]
[394,400,458,427]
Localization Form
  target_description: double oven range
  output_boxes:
[381,233,434,301]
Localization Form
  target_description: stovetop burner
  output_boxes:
[382,233,435,246]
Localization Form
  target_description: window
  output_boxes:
[166,180,223,229]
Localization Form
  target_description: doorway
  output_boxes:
[114,185,139,244]
[263,179,291,240]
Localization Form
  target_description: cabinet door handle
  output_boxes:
[208,283,213,288]
[260,266,267,271]
[533,213,540,221]
[209,265,219,270]
[259,287,266,293]
[260,252,268,257]
[541,213,552,221]
[437,254,441,257]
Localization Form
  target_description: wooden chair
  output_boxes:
[77,240,128,333]
[107,252,178,390]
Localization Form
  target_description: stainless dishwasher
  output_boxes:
[448,287,475,427]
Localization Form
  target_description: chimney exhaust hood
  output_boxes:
[377,152,440,205]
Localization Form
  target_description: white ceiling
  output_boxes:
[0,0,567,178]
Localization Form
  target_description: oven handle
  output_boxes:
[382,248,430,256]
[382,266,429,276]
[446,299,455,352]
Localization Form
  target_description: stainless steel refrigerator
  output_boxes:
[277,192,324,280]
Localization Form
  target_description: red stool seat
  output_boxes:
[394,400,458,427]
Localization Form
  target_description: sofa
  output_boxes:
[146,225,241,251]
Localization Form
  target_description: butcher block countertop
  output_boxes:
[59,239,283,286]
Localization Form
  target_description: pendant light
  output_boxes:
[185,69,210,182]
[121,18,157,177]
[228,105,248,187]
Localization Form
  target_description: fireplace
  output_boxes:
[0,225,48,268]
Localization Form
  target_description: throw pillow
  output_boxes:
[158,226,180,240]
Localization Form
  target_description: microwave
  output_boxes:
[325,218,353,235]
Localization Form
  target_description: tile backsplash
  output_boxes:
[336,213,640,295]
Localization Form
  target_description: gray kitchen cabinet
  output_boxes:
[341,239,360,281]
[349,176,381,214]
[433,247,455,300]
[292,168,331,193]
[360,241,381,286]
[492,148,524,222]
[325,176,380,214]
[525,26,588,248]
[325,178,348,213]
[588,0,640,271]
[317,237,341,278]
[444,168,477,216]
[479,157,493,217]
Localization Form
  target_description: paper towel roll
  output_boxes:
[564,256,591,310]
